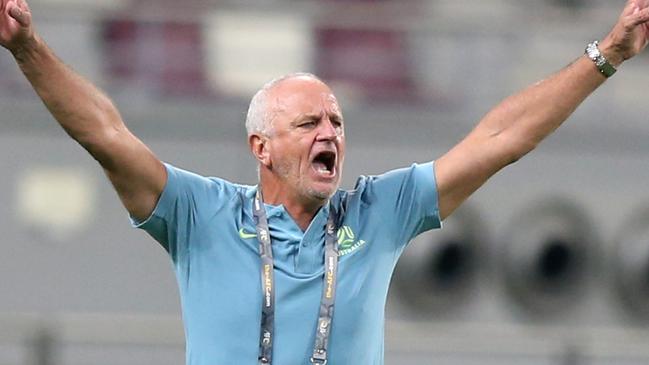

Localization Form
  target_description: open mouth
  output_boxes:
[311,150,336,177]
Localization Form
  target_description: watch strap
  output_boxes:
[598,61,617,78]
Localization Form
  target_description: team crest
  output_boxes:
[337,226,366,256]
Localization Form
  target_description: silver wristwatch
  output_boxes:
[585,41,616,78]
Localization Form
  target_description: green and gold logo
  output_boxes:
[337,226,366,256]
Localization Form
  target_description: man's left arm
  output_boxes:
[435,0,649,221]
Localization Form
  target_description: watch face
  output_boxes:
[587,44,600,59]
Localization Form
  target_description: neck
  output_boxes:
[259,180,325,232]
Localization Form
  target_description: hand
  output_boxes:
[0,0,33,54]
[600,0,649,66]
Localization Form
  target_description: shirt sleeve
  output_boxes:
[356,161,442,250]
[130,163,234,262]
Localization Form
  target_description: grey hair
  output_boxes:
[245,72,323,136]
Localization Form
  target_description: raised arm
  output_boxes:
[435,0,649,221]
[1,0,166,221]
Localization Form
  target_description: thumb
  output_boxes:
[8,3,31,28]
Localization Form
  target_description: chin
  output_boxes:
[311,190,333,201]
[306,184,338,202]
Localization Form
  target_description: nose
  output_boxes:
[316,117,341,142]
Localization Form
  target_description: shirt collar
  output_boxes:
[246,185,332,230]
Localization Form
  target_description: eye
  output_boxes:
[299,119,318,128]
[331,118,344,134]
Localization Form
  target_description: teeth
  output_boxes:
[313,161,330,174]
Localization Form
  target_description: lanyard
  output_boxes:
[253,189,340,365]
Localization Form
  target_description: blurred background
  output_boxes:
[1,0,649,364]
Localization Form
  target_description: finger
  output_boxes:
[7,3,30,27]
[622,0,639,17]
[16,0,30,12]
[630,6,649,26]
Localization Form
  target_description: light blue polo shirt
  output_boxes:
[134,162,441,365]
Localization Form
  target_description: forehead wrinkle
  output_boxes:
[321,93,343,119]
[270,81,342,126]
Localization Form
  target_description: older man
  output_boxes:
[2,0,649,364]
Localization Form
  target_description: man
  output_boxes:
[1,0,648,364]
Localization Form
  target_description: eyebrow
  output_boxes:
[291,113,320,124]
[298,112,344,121]
[290,111,344,128]
[329,113,343,122]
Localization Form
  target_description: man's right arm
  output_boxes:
[2,0,166,221]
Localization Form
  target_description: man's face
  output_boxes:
[263,76,345,203]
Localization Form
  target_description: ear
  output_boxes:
[249,133,271,167]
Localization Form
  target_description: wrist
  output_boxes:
[598,38,625,67]
[11,34,43,64]
[585,40,618,78]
